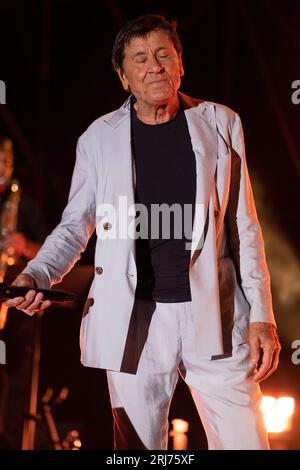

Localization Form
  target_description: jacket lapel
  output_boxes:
[182,95,218,264]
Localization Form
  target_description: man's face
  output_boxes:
[117,29,184,106]
[0,139,14,186]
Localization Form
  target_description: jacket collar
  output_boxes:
[103,91,214,128]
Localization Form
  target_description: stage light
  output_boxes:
[170,419,189,450]
[261,396,295,433]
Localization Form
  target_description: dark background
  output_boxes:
[0,0,300,450]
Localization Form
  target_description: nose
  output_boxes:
[148,55,164,73]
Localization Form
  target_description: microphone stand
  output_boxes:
[42,386,69,450]
[21,309,44,450]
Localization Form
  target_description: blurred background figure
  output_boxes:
[0,134,46,264]
[0,133,48,449]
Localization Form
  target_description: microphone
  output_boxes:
[0,283,76,302]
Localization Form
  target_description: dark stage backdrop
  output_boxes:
[0,0,300,450]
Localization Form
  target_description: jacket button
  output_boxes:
[103,222,112,230]
[95,266,103,275]
[88,297,94,306]
[214,209,220,217]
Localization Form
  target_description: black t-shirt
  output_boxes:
[131,103,196,302]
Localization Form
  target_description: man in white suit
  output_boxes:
[5,15,281,449]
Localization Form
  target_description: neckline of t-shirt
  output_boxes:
[131,103,183,129]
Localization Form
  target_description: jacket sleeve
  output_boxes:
[21,135,97,288]
[226,112,276,326]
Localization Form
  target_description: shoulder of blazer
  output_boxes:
[200,98,239,147]
[77,97,131,145]
[179,93,238,152]
[179,92,237,130]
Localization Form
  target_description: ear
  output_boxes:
[179,55,184,77]
[116,67,130,92]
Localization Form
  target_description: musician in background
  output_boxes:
[0,135,46,263]
[0,133,48,449]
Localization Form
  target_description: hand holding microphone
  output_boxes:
[2,273,75,316]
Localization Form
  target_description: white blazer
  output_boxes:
[22,92,276,371]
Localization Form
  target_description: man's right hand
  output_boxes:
[4,273,52,316]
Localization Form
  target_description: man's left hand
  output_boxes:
[249,322,281,382]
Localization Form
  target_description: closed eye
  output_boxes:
[135,57,147,63]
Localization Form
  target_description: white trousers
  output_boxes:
[106,299,269,450]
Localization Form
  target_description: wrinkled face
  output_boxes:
[0,139,14,186]
[117,29,184,107]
